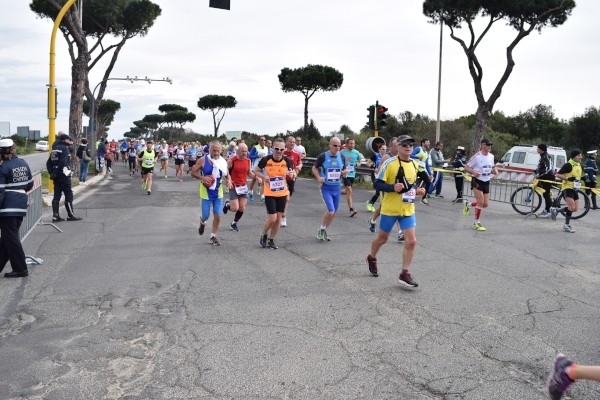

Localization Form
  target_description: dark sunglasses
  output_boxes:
[273,147,284,151]
[331,144,341,148]
[399,142,414,148]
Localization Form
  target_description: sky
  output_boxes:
[1,1,599,141]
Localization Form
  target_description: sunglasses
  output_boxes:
[332,144,341,148]
[273,147,285,151]
[399,142,414,148]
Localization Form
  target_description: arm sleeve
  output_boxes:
[557,164,572,175]
[373,179,395,193]
[248,147,258,160]
[257,155,270,169]
[314,153,326,169]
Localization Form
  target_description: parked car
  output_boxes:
[35,140,49,151]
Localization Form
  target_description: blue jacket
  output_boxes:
[47,141,73,179]
[0,156,34,217]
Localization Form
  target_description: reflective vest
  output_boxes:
[563,159,583,190]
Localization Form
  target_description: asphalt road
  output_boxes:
[1,159,600,399]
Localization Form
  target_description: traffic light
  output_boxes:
[366,105,375,130]
[377,105,388,129]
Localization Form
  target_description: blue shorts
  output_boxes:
[321,184,341,213]
[201,197,224,221]
[379,214,416,233]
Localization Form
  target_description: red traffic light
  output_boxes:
[378,106,388,113]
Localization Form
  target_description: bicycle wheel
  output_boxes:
[510,186,542,215]
[558,190,590,220]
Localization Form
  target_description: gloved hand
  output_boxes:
[63,167,72,177]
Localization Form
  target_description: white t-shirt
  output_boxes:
[467,152,495,182]
[294,144,306,157]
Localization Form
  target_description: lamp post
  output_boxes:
[89,75,172,162]
[435,14,444,144]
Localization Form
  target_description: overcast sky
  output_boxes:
[1,1,598,140]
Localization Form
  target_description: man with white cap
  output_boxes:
[584,150,598,209]
[0,138,33,278]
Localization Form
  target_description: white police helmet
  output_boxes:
[0,138,15,154]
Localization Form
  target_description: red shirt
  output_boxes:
[283,149,301,181]
[228,155,251,186]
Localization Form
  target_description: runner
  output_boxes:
[248,137,269,202]
[255,138,295,249]
[127,141,138,176]
[340,138,365,217]
[173,142,186,182]
[138,140,157,195]
[109,139,118,162]
[281,135,303,227]
[463,138,498,231]
[365,135,429,287]
[190,141,229,246]
[223,143,254,231]
[311,137,347,241]
[410,138,433,205]
[119,140,128,164]
[186,143,199,175]
[158,140,169,179]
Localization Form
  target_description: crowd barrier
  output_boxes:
[17,171,49,266]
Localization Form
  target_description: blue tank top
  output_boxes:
[320,152,344,187]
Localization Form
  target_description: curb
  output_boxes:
[42,173,107,207]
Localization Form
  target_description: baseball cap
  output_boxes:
[538,143,548,152]
[397,135,415,144]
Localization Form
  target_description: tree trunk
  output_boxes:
[303,96,309,136]
[471,104,491,154]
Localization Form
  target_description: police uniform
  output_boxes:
[452,146,467,202]
[584,150,598,209]
[47,134,82,222]
[0,139,34,277]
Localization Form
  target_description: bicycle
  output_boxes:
[510,178,590,219]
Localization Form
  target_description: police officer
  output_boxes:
[451,146,467,203]
[0,138,34,278]
[584,150,598,209]
[47,133,82,222]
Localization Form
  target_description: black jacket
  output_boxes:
[535,152,554,179]
[0,156,34,217]
[47,141,73,179]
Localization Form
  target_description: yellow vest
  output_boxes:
[562,159,583,190]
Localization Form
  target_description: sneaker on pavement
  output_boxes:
[463,200,470,216]
[550,207,558,221]
[260,195,265,203]
[472,222,486,231]
[249,193,254,202]
[420,198,429,206]
[230,222,239,232]
[350,209,358,217]
[397,231,404,241]
[366,202,375,212]
[52,216,64,222]
[562,224,575,233]
[398,271,418,288]
[317,229,325,241]
[210,236,221,246]
[67,215,82,221]
[366,255,378,277]
[539,210,551,218]
[198,223,205,235]
[369,219,376,233]
[280,217,287,227]
[259,233,268,248]
[323,230,331,241]
[223,200,230,214]
[147,190,151,195]
[268,239,278,249]
[434,194,444,198]
[546,354,574,400]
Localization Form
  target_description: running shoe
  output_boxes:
[260,195,265,203]
[179,178,183,183]
[259,233,268,248]
[397,231,404,241]
[366,202,375,212]
[472,222,486,231]
[539,210,551,218]
[230,222,239,232]
[198,223,205,236]
[398,271,418,287]
[142,181,147,190]
[280,217,287,227]
[147,190,151,195]
[350,209,358,217]
[268,239,278,249]
[463,200,470,216]
[562,224,575,233]
[420,198,429,206]
[366,254,378,277]
[369,218,376,233]
[546,354,574,400]
[164,175,168,179]
[249,193,254,202]
[210,236,221,246]
[323,230,331,241]
[550,207,558,221]
[434,194,444,198]
[223,200,230,215]
[317,229,326,241]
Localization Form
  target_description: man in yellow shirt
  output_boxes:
[365,135,428,287]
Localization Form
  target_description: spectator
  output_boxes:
[76,138,92,185]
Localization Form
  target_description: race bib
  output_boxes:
[235,184,249,195]
[269,176,285,191]
[326,168,341,182]
[573,179,581,189]
[177,154,184,160]
[144,159,153,166]
[346,165,355,174]
[482,166,492,176]
[418,161,426,169]
[402,188,416,203]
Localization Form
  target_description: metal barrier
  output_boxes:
[19,172,43,242]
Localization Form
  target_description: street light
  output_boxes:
[89,75,172,161]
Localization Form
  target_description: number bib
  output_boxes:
[177,154,184,160]
[418,161,426,169]
[235,184,249,195]
[269,176,285,191]
[346,165,355,174]
[482,166,492,176]
[573,179,581,189]
[402,188,416,203]
[144,159,153,166]
[326,168,341,182]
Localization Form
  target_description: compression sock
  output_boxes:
[234,211,243,222]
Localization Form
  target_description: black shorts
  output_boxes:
[141,166,154,176]
[265,196,287,214]
[564,188,579,200]
[471,177,490,194]
[188,160,196,169]
[287,179,295,196]
[343,177,355,188]
[175,159,185,166]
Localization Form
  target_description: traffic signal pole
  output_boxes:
[374,101,379,137]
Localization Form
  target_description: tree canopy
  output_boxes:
[278,64,343,136]
[423,0,575,153]
[197,95,238,137]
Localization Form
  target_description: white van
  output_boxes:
[496,144,566,182]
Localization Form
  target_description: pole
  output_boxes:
[48,0,77,194]
[435,15,443,144]
[374,100,379,137]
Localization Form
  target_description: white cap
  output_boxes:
[457,146,465,150]
[0,138,14,147]
[587,150,597,155]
